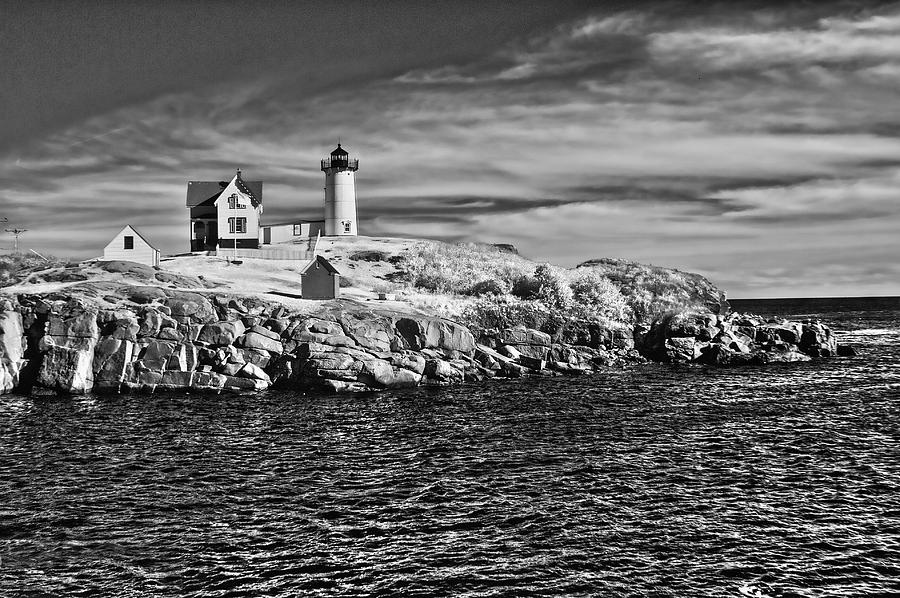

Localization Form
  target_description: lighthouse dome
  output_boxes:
[331,144,348,157]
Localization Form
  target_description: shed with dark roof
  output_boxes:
[300,255,340,299]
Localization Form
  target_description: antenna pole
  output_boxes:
[5,228,28,253]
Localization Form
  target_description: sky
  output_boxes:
[2,0,900,298]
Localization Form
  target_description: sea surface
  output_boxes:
[1,297,898,597]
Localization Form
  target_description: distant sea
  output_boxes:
[1,297,898,597]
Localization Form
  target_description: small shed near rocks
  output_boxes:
[102,225,160,267]
[300,255,340,300]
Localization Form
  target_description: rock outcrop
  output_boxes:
[0,291,486,395]
[637,311,843,366]
[0,288,849,397]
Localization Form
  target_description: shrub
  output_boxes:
[350,250,388,262]
[534,263,573,310]
[459,296,551,335]
[568,268,632,322]
[400,241,532,295]
[511,274,540,299]
[574,258,725,323]
[467,279,510,296]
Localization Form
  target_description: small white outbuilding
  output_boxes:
[102,225,160,267]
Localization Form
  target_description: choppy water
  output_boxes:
[1,298,899,597]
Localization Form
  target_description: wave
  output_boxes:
[844,328,898,337]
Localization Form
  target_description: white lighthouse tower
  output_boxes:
[321,143,359,236]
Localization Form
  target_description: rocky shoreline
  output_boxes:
[0,290,852,396]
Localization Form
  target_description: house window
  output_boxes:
[227,193,246,210]
[229,217,247,234]
[123,236,134,250]
[343,220,352,233]
[293,225,303,236]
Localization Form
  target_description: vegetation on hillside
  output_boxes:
[394,241,725,338]
[575,258,726,323]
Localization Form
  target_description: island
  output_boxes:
[0,236,847,396]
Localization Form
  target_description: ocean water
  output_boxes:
[1,297,898,597]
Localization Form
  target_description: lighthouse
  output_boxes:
[321,143,359,236]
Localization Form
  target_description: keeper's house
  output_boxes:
[187,169,262,251]
[102,225,160,266]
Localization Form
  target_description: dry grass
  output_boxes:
[0,253,70,287]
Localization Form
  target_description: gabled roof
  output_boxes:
[234,172,262,207]
[186,178,263,207]
[119,224,158,250]
[300,254,339,275]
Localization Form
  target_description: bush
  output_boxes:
[459,296,552,335]
[511,274,540,299]
[575,258,725,323]
[466,279,510,296]
[534,263,573,310]
[350,250,388,262]
[568,268,632,322]
[400,241,532,295]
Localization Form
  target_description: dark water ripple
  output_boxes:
[1,301,899,597]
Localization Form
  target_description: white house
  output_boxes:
[186,169,263,251]
[102,225,160,266]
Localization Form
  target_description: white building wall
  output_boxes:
[102,226,160,266]
[216,176,261,245]
[260,221,326,245]
[324,170,357,236]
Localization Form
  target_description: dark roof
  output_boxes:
[300,254,339,275]
[330,144,348,156]
[121,224,157,250]
[186,178,263,207]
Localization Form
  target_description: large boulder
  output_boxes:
[343,320,393,352]
[500,326,551,346]
[164,292,217,324]
[758,324,802,345]
[46,308,99,345]
[93,337,134,387]
[664,337,699,363]
[36,304,99,393]
[198,321,246,346]
[423,358,464,384]
[0,310,25,393]
[394,317,439,351]
[440,321,476,354]
[136,340,177,371]
[239,362,271,383]
[37,345,94,393]
[237,331,283,353]
[138,309,163,337]
[799,322,837,357]
[356,359,422,389]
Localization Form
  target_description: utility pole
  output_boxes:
[5,228,27,253]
